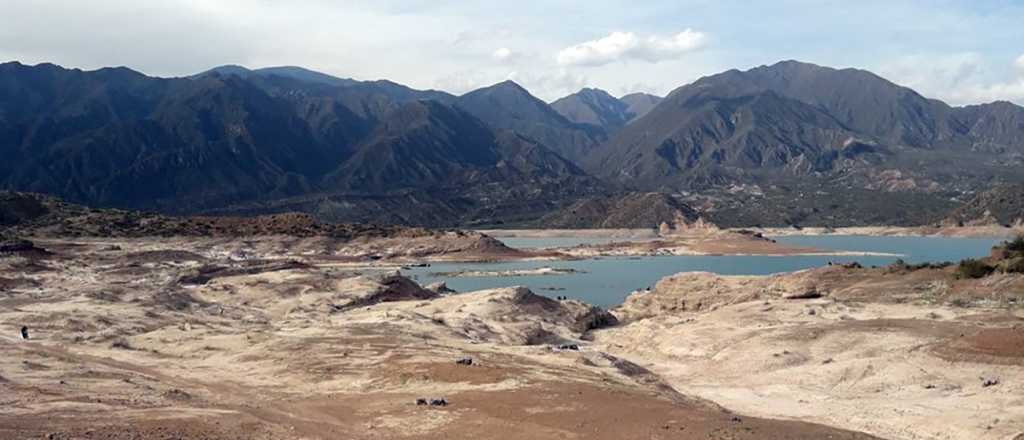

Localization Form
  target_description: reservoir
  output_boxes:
[404,235,1002,307]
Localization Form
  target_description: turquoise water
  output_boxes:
[774,235,999,264]
[404,235,1002,308]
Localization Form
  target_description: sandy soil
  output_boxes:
[752,224,1024,238]
[480,225,1018,259]
[486,225,1024,240]
[429,267,583,278]
[595,266,1024,440]
[479,229,661,239]
[554,230,898,258]
[0,236,879,440]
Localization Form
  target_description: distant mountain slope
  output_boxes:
[198,64,359,87]
[198,65,455,105]
[455,81,605,162]
[0,62,342,211]
[0,62,604,227]
[320,99,609,226]
[550,89,665,134]
[4,59,1024,228]
[587,60,1024,193]
[551,88,632,131]
[944,184,1024,226]
[325,100,502,190]
[587,82,872,188]
[0,190,450,241]
[536,192,698,229]
[735,61,966,148]
[619,93,663,121]
[953,101,1024,153]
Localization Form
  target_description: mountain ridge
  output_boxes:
[551,88,632,131]
[587,60,1024,194]
[454,80,607,162]
[0,61,607,227]
[3,59,1024,228]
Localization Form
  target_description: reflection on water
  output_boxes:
[405,235,1001,308]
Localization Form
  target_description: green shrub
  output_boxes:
[1006,235,1024,254]
[887,259,952,273]
[1005,257,1024,274]
[956,259,995,279]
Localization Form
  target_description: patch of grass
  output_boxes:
[1004,257,1024,274]
[956,259,995,279]
[949,297,973,308]
[887,259,953,273]
[1006,234,1024,254]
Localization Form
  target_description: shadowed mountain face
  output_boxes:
[0,62,604,226]
[455,81,607,162]
[735,61,964,148]
[953,101,1024,153]
[587,60,1024,194]
[198,65,360,87]
[3,59,1024,228]
[551,88,632,131]
[326,100,501,190]
[535,192,698,229]
[0,62,342,211]
[944,183,1024,226]
[619,93,663,121]
[551,89,663,133]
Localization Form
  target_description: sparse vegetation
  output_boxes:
[110,338,136,350]
[887,259,953,273]
[949,297,973,308]
[956,259,995,279]
[1006,234,1024,254]
[1005,258,1024,274]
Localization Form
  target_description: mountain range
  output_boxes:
[588,61,1023,190]
[1,59,1022,228]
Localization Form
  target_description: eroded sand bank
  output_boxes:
[0,236,880,440]
[595,266,1024,440]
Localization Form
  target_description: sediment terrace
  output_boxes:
[2,198,1022,439]
[1,236,881,440]
[601,264,1024,440]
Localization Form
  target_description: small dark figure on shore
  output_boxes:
[20,326,29,340]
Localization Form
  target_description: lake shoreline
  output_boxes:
[480,225,1024,240]
[406,235,1001,307]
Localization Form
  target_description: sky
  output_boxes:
[1,0,1023,104]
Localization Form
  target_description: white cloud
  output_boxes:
[2,2,1021,105]
[432,68,585,100]
[507,69,588,101]
[491,47,518,63]
[617,82,664,97]
[556,30,707,67]
[956,80,1024,105]
[878,53,1024,105]
[433,70,499,95]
